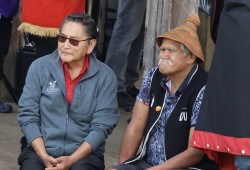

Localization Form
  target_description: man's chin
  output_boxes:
[60,56,72,62]
[159,66,173,75]
[159,64,169,70]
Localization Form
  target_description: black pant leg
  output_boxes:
[18,147,45,170]
[71,152,105,170]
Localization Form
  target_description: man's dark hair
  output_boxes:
[60,13,97,39]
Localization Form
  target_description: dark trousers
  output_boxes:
[115,155,219,170]
[115,158,152,170]
[18,147,105,170]
[0,16,13,80]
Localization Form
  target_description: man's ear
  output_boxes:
[87,39,97,54]
[188,53,197,64]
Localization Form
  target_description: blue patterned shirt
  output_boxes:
[136,66,205,165]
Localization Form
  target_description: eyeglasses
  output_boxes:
[58,34,92,46]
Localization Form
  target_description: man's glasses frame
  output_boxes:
[58,33,92,46]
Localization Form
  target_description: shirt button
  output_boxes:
[242,150,246,154]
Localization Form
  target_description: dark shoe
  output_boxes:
[126,86,139,98]
[117,92,135,111]
[0,100,13,113]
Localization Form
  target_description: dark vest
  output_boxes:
[126,66,220,169]
[145,67,207,159]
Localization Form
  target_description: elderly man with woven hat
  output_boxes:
[110,13,219,170]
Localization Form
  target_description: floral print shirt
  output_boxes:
[136,66,205,165]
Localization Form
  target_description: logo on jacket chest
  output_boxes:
[179,108,188,121]
[46,81,59,94]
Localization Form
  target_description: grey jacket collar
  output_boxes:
[47,49,100,97]
[48,49,100,81]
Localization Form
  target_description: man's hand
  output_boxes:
[30,137,59,168]
[45,156,73,170]
[41,154,58,168]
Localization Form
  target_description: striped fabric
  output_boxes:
[199,0,213,15]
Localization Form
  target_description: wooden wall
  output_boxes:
[143,0,214,76]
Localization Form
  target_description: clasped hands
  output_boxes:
[43,155,73,170]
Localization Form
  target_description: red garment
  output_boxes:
[191,1,250,169]
[191,131,239,170]
[63,55,89,104]
[21,0,86,28]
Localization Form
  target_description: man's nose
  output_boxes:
[63,39,71,47]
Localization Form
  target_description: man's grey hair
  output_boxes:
[179,43,190,56]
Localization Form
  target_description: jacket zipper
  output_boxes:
[63,107,69,155]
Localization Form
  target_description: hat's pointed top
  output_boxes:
[156,12,204,62]
[186,12,200,30]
